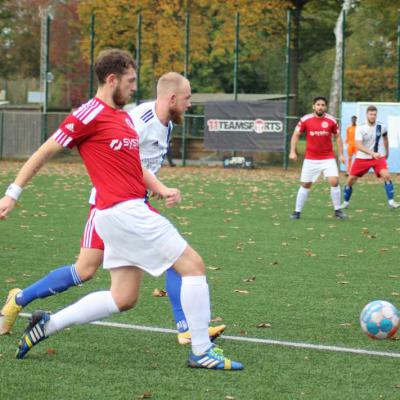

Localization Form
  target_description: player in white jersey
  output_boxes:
[0,72,225,345]
[342,105,399,209]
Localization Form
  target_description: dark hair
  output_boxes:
[313,96,328,105]
[366,105,377,113]
[95,49,136,85]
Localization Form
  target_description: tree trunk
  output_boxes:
[329,0,352,117]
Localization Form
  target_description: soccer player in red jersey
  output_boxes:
[0,72,225,345]
[342,105,399,209]
[289,96,346,219]
[0,49,242,370]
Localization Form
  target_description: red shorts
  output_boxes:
[80,201,160,250]
[350,157,388,177]
[81,205,104,250]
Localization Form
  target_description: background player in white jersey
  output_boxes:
[0,73,225,345]
[342,105,399,209]
[0,49,242,369]
[289,96,346,219]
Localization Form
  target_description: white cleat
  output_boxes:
[388,201,400,209]
[341,201,349,209]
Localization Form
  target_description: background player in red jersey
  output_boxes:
[0,49,242,370]
[289,96,346,219]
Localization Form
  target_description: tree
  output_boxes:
[329,0,353,117]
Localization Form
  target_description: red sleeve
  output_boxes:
[296,118,306,134]
[332,121,339,136]
[51,99,104,148]
[52,114,93,149]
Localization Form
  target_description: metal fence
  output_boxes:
[0,111,68,158]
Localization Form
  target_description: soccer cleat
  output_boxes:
[0,288,22,335]
[16,310,50,359]
[341,201,349,209]
[178,325,226,345]
[334,209,347,219]
[290,211,301,219]
[188,345,243,370]
[388,201,400,209]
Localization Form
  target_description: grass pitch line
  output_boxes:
[20,314,400,359]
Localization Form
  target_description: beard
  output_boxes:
[315,110,324,117]
[169,106,184,124]
[113,86,129,108]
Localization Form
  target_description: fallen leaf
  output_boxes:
[211,316,223,322]
[243,276,256,283]
[137,392,152,399]
[337,254,347,257]
[5,277,16,283]
[234,289,249,294]
[225,396,236,400]
[152,289,167,297]
[208,266,221,271]
[337,281,350,285]
[305,251,316,257]
[46,348,57,354]
[256,323,272,328]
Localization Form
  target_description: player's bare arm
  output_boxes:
[383,135,389,159]
[142,168,181,207]
[334,133,345,164]
[355,139,381,159]
[0,138,64,219]
[289,129,301,161]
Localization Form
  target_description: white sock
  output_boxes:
[331,186,341,210]
[295,186,310,212]
[45,291,119,336]
[180,275,211,355]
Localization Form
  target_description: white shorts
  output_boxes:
[300,158,338,183]
[94,199,187,276]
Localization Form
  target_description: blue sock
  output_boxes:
[344,185,353,202]
[165,268,188,333]
[384,181,394,201]
[15,265,81,307]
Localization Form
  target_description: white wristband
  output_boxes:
[5,183,23,201]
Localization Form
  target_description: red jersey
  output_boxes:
[52,97,147,209]
[296,113,339,160]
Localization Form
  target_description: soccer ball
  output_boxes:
[360,300,400,339]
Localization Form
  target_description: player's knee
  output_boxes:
[75,263,98,282]
[175,248,206,276]
[113,293,139,311]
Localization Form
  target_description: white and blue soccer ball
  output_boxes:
[360,300,400,339]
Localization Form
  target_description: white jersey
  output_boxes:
[129,101,173,175]
[88,101,173,205]
[355,122,387,159]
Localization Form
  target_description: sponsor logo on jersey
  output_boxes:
[207,118,283,134]
[65,123,75,132]
[309,130,330,137]
[110,138,139,151]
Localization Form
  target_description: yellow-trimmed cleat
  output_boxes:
[0,288,22,335]
[177,324,226,345]
[188,345,243,370]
